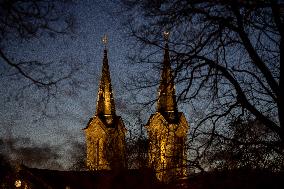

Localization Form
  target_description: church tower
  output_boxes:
[145,32,189,182]
[84,36,126,171]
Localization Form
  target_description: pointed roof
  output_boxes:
[157,37,178,120]
[95,48,116,119]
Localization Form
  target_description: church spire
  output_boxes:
[157,32,178,115]
[96,35,116,120]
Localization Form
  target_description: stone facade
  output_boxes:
[85,116,126,170]
[146,112,188,182]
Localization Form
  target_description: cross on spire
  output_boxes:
[102,34,108,49]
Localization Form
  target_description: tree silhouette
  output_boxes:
[121,0,283,171]
[0,0,81,115]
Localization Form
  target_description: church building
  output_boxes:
[84,33,189,182]
[85,34,189,181]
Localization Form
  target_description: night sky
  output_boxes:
[0,0,191,169]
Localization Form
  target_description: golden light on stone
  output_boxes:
[160,140,166,163]
[15,179,21,188]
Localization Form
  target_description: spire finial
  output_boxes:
[163,31,170,42]
[102,34,108,49]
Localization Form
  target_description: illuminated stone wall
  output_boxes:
[146,112,189,182]
[85,117,126,171]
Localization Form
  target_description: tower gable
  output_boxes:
[85,116,126,171]
[146,112,168,134]
[85,116,108,133]
[146,112,189,136]
[85,117,109,170]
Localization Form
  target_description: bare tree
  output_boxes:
[204,118,283,170]
[0,0,84,115]
[121,0,283,171]
[126,132,148,169]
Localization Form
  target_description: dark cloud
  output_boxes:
[0,137,62,169]
[67,141,86,171]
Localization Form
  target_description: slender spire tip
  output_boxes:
[102,34,108,49]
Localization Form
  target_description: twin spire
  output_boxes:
[157,32,178,118]
[95,32,178,121]
[95,35,116,125]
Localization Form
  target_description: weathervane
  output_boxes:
[163,31,170,42]
[102,34,108,49]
